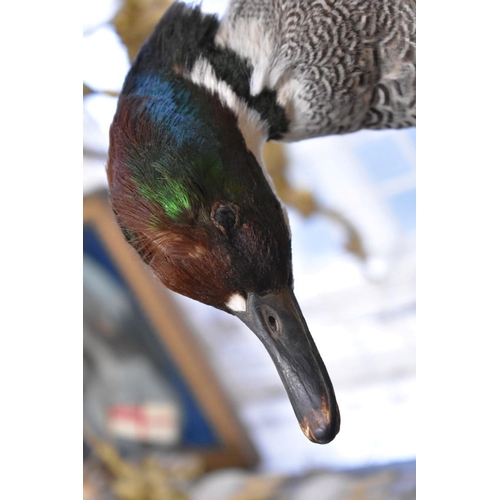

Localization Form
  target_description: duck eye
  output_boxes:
[212,204,238,231]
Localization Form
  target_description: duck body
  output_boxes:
[217,0,416,140]
[107,0,416,445]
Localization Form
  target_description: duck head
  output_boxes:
[107,5,340,444]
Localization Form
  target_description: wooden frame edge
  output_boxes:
[83,192,258,470]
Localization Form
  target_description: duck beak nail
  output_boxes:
[235,288,340,444]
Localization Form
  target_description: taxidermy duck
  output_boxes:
[107,0,416,444]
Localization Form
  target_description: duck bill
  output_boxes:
[235,288,340,444]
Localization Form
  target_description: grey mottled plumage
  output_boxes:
[216,0,416,140]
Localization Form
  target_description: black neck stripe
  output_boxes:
[200,44,290,140]
[131,3,289,140]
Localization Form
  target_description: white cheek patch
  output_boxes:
[225,293,247,312]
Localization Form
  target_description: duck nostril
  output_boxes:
[268,314,278,332]
[259,306,280,336]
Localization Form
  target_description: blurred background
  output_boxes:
[83,0,416,498]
